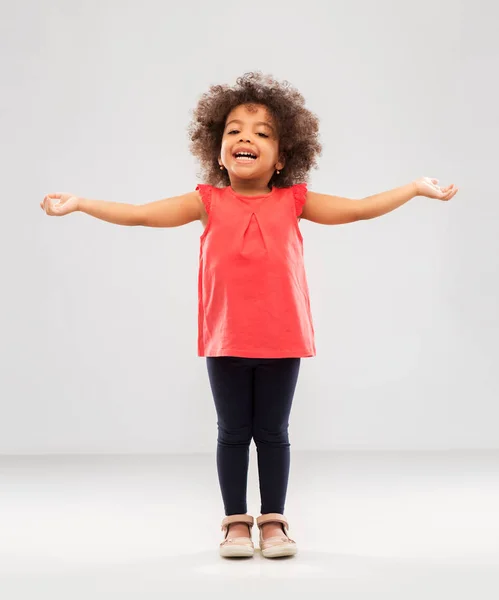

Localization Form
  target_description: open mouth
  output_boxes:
[233,152,258,163]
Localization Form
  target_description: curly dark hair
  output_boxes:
[187,71,322,189]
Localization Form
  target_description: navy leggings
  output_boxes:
[206,356,301,516]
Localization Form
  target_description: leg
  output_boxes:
[252,358,301,515]
[206,357,254,516]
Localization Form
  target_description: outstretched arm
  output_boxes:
[41,190,203,227]
[301,178,458,225]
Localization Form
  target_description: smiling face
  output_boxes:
[218,103,285,191]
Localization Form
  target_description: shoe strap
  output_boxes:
[221,513,254,532]
[256,513,289,534]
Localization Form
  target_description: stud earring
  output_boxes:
[276,170,280,175]
[220,165,224,170]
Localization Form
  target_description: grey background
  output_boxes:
[1,0,497,453]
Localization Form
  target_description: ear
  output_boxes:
[276,154,285,170]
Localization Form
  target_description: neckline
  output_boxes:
[228,186,276,200]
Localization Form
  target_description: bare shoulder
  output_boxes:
[186,188,206,220]
[300,190,323,220]
[300,189,359,225]
[137,189,204,228]
[186,188,204,214]
[195,188,208,225]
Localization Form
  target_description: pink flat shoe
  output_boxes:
[257,513,297,558]
[219,513,255,558]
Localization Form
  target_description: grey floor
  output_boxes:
[0,450,498,599]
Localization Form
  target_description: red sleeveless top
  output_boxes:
[196,183,316,358]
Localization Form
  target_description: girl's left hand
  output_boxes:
[414,177,459,201]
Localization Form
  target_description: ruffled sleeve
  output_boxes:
[292,182,308,217]
[196,184,212,215]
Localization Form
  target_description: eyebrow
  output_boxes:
[225,119,275,132]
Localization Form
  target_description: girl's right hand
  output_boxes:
[40,193,80,216]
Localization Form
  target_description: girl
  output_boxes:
[40,72,458,559]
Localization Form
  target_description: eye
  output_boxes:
[227,130,268,138]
